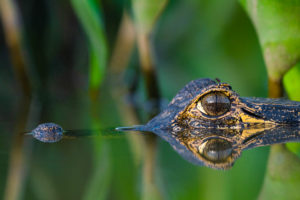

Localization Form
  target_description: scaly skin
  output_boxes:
[138,78,300,169]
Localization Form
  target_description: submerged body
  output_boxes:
[136,78,300,169]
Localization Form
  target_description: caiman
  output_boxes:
[125,78,300,169]
[30,78,300,170]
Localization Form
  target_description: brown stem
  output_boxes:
[107,11,145,164]
[137,32,160,105]
[136,31,161,199]
[4,97,31,200]
[143,134,157,185]
[268,77,283,98]
[0,0,31,97]
[142,134,161,200]
[109,12,136,75]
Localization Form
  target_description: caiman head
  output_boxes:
[141,78,300,169]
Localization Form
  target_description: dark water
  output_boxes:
[2,103,299,200]
[2,92,299,200]
[29,123,300,170]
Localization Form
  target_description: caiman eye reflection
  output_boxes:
[199,138,233,163]
[197,92,231,116]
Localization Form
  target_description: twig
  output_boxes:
[137,32,161,115]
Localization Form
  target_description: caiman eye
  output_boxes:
[197,92,231,116]
[198,138,232,163]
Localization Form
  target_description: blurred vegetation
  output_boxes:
[70,0,107,93]
[0,0,299,200]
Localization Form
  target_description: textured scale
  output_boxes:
[137,78,300,169]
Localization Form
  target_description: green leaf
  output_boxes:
[132,0,168,34]
[283,62,300,101]
[286,142,300,158]
[239,0,300,81]
[283,62,300,156]
[71,0,107,90]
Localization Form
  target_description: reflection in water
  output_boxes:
[199,138,232,163]
[117,123,300,169]
[145,125,300,169]
[29,123,130,143]
[30,123,300,170]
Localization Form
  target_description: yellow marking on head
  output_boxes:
[239,112,266,124]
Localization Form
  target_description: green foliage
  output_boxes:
[286,142,300,157]
[284,63,300,101]
[239,0,300,80]
[284,63,300,156]
[259,145,300,200]
[132,0,168,34]
[71,0,107,90]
